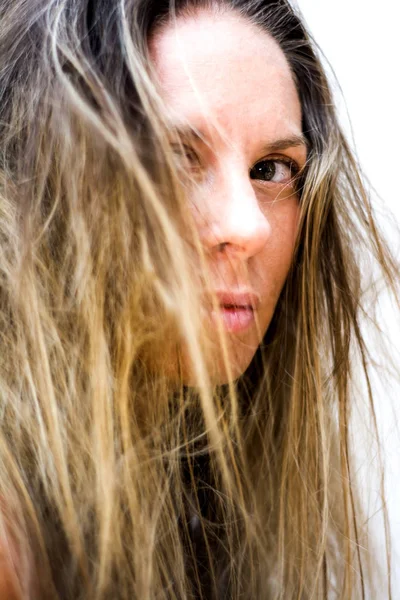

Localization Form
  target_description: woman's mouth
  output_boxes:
[211,304,255,333]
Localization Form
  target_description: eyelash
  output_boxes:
[171,144,200,165]
[171,144,301,184]
[249,157,300,185]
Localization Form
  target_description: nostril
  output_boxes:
[217,242,228,252]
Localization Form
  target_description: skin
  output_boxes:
[150,10,307,384]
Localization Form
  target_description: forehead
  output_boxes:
[149,11,302,143]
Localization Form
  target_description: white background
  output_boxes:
[295,1,400,596]
[296,0,400,245]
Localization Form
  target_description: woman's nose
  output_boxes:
[199,171,272,260]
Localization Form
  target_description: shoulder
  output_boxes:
[0,554,21,599]
[0,520,23,600]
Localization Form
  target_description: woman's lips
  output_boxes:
[211,305,255,333]
[207,290,260,333]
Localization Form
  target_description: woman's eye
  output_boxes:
[171,144,201,171]
[249,159,298,184]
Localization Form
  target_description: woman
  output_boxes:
[0,0,398,597]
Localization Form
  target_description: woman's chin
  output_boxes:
[141,319,261,387]
[180,341,259,387]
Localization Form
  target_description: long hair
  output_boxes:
[0,0,398,598]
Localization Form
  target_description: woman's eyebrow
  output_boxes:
[262,135,308,154]
[169,126,308,154]
[168,125,206,144]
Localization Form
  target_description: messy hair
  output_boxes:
[0,0,398,598]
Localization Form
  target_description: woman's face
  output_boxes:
[150,11,307,384]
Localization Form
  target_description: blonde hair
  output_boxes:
[0,0,399,598]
